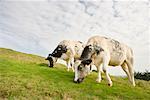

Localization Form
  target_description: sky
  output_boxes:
[0,0,149,76]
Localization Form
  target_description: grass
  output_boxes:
[0,48,150,100]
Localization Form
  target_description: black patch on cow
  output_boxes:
[45,55,54,67]
[45,54,51,60]
[103,37,108,39]
[78,65,83,71]
[111,39,120,48]
[81,59,92,65]
[78,41,83,44]
[48,57,54,67]
[96,49,100,55]
[110,39,122,51]
[80,45,92,60]
[90,65,92,70]
[51,45,67,57]
[95,46,104,55]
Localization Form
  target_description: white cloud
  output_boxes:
[0,0,149,75]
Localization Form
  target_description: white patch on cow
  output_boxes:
[58,47,61,50]
[48,61,50,66]
[83,36,135,86]
[91,65,97,71]
[61,53,68,60]
[51,40,84,72]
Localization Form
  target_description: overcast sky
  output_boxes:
[0,0,149,76]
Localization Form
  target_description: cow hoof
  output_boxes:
[96,78,101,83]
[108,83,113,87]
[132,83,136,87]
[73,80,78,83]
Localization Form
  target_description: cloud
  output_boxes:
[0,0,149,75]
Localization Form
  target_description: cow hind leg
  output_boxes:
[121,62,132,83]
[126,58,135,86]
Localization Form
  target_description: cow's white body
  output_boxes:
[75,36,135,86]
[55,40,84,71]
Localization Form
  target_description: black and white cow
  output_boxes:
[45,40,85,72]
[74,36,135,87]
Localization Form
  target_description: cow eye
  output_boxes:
[89,47,92,51]
[78,66,83,71]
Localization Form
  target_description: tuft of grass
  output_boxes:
[0,48,150,100]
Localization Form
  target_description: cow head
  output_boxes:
[45,45,67,67]
[74,44,104,83]
[45,54,58,67]
[74,59,92,83]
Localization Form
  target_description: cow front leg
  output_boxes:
[67,58,74,72]
[70,57,75,72]
[67,60,71,71]
[68,57,74,72]
[96,64,102,83]
[102,54,112,86]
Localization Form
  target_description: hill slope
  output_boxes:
[0,48,150,100]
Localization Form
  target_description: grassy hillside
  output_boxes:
[0,48,150,100]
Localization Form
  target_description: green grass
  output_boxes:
[0,48,150,100]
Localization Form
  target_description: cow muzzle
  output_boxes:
[74,78,84,83]
[49,65,53,67]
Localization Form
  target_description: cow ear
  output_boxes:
[94,45,104,55]
[45,54,52,60]
[62,46,67,53]
[45,58,48,60]
[81,59,92,65]
[49,54,52,56]
[45,57,49,60]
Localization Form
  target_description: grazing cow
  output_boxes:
[74,36,135,87]
[45,40,85,72]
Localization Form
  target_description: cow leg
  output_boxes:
[54,58,58,65]
[102,54,112,86]
[67,60,71,71]
[87,65,92,75]
[68,48,75,72]
[121,62,132,83]
[126,58,135,86]
[67,57,75,72]
[70,57,75,72]
[96,64,102,83]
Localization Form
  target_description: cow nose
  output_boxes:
[49,65,53,67]
[77,78,84,83]
[73,80,78,83]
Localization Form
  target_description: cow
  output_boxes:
[74,36,135,87]
[45,40,85,72]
